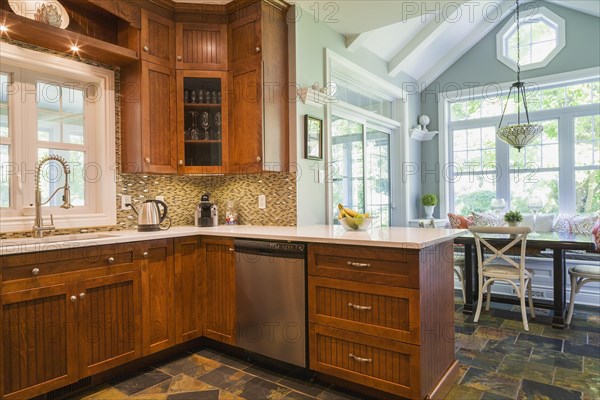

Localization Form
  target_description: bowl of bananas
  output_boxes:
[337,204,372,231]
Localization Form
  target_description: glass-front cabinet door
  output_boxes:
[176,70,228,174]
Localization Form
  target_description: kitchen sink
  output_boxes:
[1,233,119,245]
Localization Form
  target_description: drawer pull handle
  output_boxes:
[348,303,371,311]
[349,354,372,363]
[32,268,40,276]
[108,257,115,264]
[70,295,77,302]
[347,261,371,268]
[143,251,149,257]
[79,292,86,300]
[143,46,149,52]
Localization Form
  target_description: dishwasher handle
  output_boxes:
[234,239,306,259]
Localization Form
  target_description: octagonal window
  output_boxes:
[497,7,565,71]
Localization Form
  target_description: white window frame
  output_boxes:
[496,6,566,72]
[324,49,407,225]
[0,43,116,232]
[438,67,600,217]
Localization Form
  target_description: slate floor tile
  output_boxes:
[135,374,217,396]
[563,341,600,359]
[316,388,370,400]
[516,333,563,352]
[589,332,600,346]
[499,319,545,335]
[282,391,317,400]
[113,369,173,396]
[584,357,600,375]
[518,379,582,400]
[198,366,253,392]
[456,348,502,371]
[456,333,489,351]
[475,326,518,341]
[497,354,554,384]
[157,355,221,379]
[554,367,600,398]
[529,348,583,371]
[230,376,291,400]
[445,384,484,399]
[214,354,254,370]
[481,337,533,358]
[166,390,220,400]
[480,392,512,400]
[460,367,521,398]
[278,375,329,397]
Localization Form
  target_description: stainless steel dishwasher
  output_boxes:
[235,239,307,367]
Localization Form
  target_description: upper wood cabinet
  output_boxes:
[228,1,289,173]
[141,9,176,68]
[121,61,178,174]
[176,23,228,70]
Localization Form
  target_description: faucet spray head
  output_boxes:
[61,185,73,209]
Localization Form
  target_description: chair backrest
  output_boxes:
[468,226,531,277]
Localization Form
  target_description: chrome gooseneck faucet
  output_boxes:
[33,155,74,238]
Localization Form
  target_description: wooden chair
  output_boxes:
[566,265,600,326]
[469,226,536,331]
[454,255,466,303]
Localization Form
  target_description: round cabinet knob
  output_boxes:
[229,248,234,252]
[143,251,149,257]
[79,292,86,299]
[176,56,182,61]
[143,46,149,52]
[32,268,40,276]
[256,156,262,162]
[145,157,151,163]
[70,295,77,302]
[178,160,184,165]
[107,257,115,264]
[255,46,261,52]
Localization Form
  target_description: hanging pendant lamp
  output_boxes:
[497,0,543,151]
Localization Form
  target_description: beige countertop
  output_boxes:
[0,225,466,255]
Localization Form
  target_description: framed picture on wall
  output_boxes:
[304,115,323,160]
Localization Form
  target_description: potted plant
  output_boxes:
[421,194,438,219]
[504,210,523,227]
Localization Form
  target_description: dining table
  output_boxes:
[454,231,597,329]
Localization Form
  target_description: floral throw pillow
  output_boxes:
[572,215,600,235]
[448,213,473,229]
[472,211,504,227]
[553,214,573,234]
[592,218,600,250]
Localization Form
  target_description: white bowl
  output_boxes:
[338,216,372,231]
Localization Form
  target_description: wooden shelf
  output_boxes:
[0,12,138,66]
[183,103,222,108]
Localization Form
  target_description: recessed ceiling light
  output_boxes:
[70,45,80,52]
[0,25,8,32]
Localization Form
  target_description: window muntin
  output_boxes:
[448,77,600,215]
[496,7,565,72]
[331,116,391,228]
[0,72,10,208]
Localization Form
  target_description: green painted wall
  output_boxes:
[419,1,600,214]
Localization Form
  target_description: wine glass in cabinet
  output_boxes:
[177,70,228,174]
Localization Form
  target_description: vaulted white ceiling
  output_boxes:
[289,0,600,85]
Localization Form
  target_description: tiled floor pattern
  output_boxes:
[73,296,600,400]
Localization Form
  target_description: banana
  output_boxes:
[337,203,359,218]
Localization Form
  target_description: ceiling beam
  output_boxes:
[345,32,372,53]
[417,0,515,86]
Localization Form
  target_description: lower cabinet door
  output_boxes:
[309,324,420,399]
[202,238,236,344]
[2,284,78,400]
[142,239,176,354]
[175,237,203,343]
[78,271,143,377]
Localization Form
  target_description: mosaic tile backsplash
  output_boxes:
[0,38,297,239]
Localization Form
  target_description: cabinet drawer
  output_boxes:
[1,243,138,282]
[309,324,420,399]
[308,244,419,288]
[309,277,420,345]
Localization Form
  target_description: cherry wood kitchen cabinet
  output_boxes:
[141,9,176,68]
[176,23,228,70]
[307,242,457,400]
[78,271,143,376]
[201,237,236,345]
[1,243,143,400]
[121,61,178,174]
[174,237,203,343]
[2,283,79,400]
[176,70,229,174]
[141,239,176,354]
[228,1,289,173]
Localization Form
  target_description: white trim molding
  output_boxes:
[496,6,566,72]
[0,43,116,233]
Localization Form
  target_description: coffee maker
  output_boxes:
[195,193,218,227]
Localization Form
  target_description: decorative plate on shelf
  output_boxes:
[8,0,70,29]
